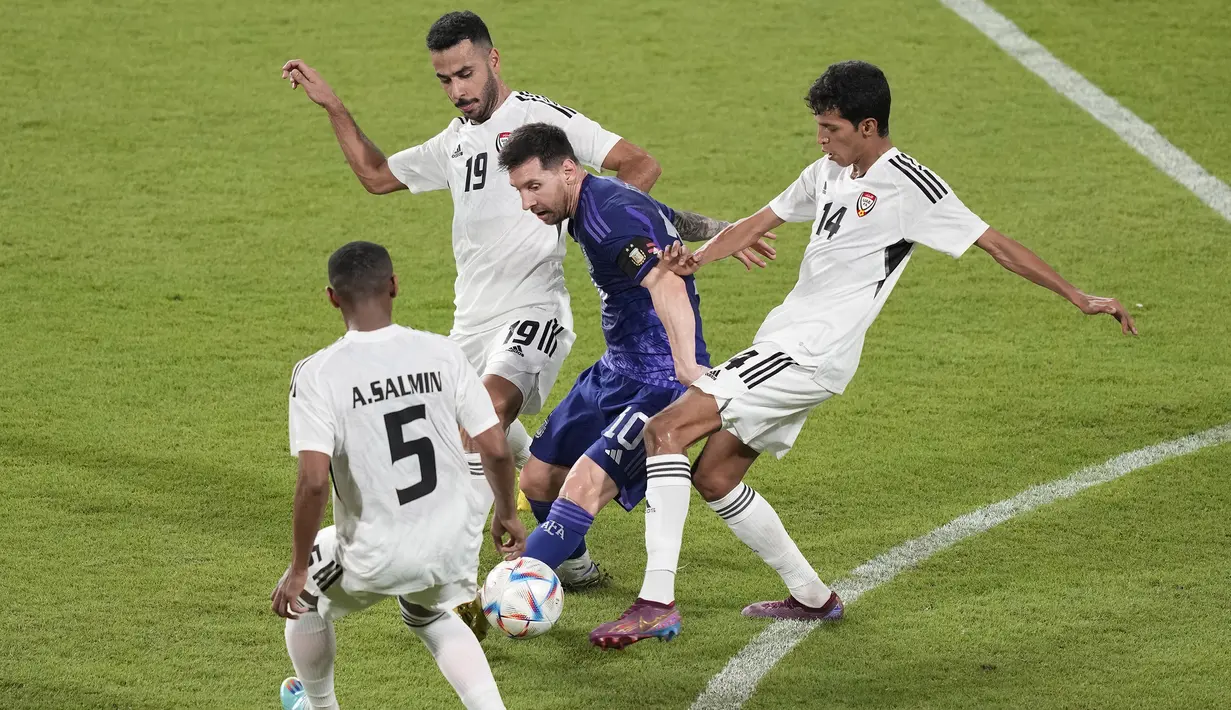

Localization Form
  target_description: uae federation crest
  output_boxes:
[857,191,877,217]
[496,131,512,152]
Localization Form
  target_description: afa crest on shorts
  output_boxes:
[857,191,877,217]
[496,131,512,152]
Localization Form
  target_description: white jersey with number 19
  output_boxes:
[757,147,990,394]
[288,324,500,596]
[387,91,622,336]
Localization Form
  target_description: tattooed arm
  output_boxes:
[673,210,731,242]
[671,210,777,270]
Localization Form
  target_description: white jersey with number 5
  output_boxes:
[288,324,500,596]
[387,91,622,336]
[759,148,989,394]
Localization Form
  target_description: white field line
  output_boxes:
[939,0,1231,221]
[690,422,1231,709]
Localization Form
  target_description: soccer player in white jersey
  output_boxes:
[270,242,526,709]
[279,11,662,589]
[591,60,1137,646]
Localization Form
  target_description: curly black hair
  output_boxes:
[807,61,891,137]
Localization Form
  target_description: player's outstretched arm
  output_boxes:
[674,210,779,270]
[975,228,1138,335]
[673,206,785,275]
[280,60,405,195]
[602,139,662,193]
[642,263,708,386]
[472,424,527,559]
[271,450,332,619]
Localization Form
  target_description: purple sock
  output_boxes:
[527,497,588,560]
[523,499,594,569]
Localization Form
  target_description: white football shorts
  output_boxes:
[692,343,835,459]
[300,526,478,623]
[450,308,575,417]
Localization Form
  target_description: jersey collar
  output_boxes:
[853,146,899,180]
[568,173,597,238]
[459,88,516,128]
[343,324,402,342]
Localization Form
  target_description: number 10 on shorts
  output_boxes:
[602,408,650,451]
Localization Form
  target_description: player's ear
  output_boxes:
[489,46,500,74]
[326,287,341,310]
[860,117,879,138]
[390,274,399,300]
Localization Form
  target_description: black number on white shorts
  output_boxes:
[723,349,795,389]
[503,318,566,357]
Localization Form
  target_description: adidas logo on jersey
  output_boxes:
[605,448,623,464]
[506,345,525,357]
[451,145,463,158]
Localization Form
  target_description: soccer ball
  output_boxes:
[480,557,564,639]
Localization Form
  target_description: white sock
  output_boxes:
[284,612,340,710]
[708,483,833,607]
[466,452,494,515]
[410,612,506,710]
[638,454,693,604]
[506,419,532,470]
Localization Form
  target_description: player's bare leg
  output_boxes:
[481,373,529,460]
[519,455,607,590]
[638,390,723,603]
[693,432,842,622]
[589,389,719,649]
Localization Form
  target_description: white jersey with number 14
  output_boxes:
[757,147,990,394]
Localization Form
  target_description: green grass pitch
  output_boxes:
[2,0,1229,708]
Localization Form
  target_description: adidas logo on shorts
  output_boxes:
[605,448,623,464]
[506,345,525,357]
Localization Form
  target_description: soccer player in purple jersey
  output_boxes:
[495,123,771,642]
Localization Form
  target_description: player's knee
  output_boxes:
[644,411,682,454]
[518,458,560,500]
[691,467,736,503]
[482,375,524,427]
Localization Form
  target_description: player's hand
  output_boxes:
[1076,292,1138,335]
[661,243,701,276]
[492,511,527,560]
[280,60,340,110]
[675,362,711,388]
[271,566,310,620]
[732,232,777,270]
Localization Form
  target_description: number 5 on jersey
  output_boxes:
[384,404,436,505]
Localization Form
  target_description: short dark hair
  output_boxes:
[327,241,394,301]
[806,60,891,137]
[497,123,579,172]
[426,11,493,52]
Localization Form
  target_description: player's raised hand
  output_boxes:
[661,243,701,276]
[270,566,310,620]
[280,60,340,110]
[1077,292,1138,335]
[732,231,778,270]
[493,513,528,560]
